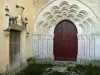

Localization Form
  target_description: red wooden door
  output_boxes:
[54,20,77,61]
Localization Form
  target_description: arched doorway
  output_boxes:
[33,0,100,63]
[54,20,78,61]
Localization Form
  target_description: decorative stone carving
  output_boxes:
[36,0,95,34]
[16,16,28,26]
[6,5,28,31]
[16,5,25,25]
[16,5,25,15]
[9,16,18,25]
[91,35,95,40]
[86,35,91,40]
[4,6,10,32]
[77,35,82,40]
[5,6,9,16]
[26,32,29,38]
[82,35,86,40]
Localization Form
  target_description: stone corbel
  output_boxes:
[4,29,10,37]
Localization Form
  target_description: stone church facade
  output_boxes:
[0,0,100,73]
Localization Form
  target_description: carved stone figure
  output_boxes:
[9,16,18,25]
[16,15,22,25]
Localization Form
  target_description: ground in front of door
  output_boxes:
[14,62,100,75]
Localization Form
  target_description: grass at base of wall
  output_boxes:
[15,63,100,75]
[14,57,100,75]
[15,63,53,75]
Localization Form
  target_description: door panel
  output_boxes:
[9,30,20,70]
[54,20,77,61]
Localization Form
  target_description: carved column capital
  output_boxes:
[91,35,95,40]
[77,35,82,40]
[86,34,91,40]
[82,35,86,40]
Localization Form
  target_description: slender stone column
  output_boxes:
[77,34,82,63]
[33,34,40,58]
[92,33,100,60]
[90,35,95,60]
[33,34,54,61]
[77,34,96,63]
[77,34,86,63]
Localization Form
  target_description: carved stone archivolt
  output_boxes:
[34,0,100,35]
